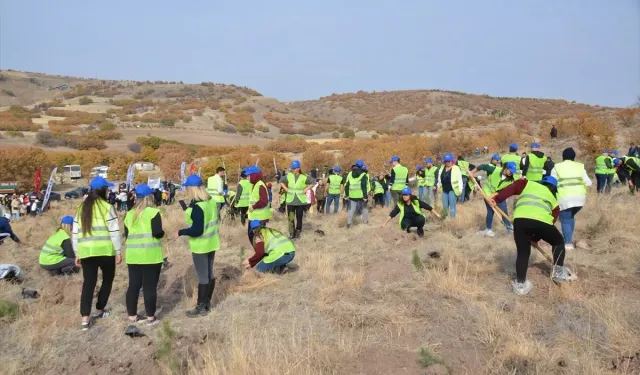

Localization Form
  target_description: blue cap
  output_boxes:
[425,158,433,164]
[355,159,364,167]
[135,184,153,198]
[443,153,454,162]
[603,149,609,153]
[249,219,264,231]
[613,158,619,165]
[401,187,411,195]
[290,160,301,169]
[491,153,501,161]
[333,166,341,173]
[245,166,261,175]
[61,215,74,225]
[241,167,248,174]
[504,161,517,174]
[541,176,558,187]
[90,176,114,190]
[509,143,518,151]
[531,142,541,148]
[390,156,400,162]
[416,164,423,170]
[611,150,618,155]
[183,174,203,187]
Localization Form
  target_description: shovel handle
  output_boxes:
[531,242,554,264]
[469,175,505,222]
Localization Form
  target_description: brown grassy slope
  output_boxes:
[1,182,640,375]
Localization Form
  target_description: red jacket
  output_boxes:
[248,172,268,210]
[493,179,559,223]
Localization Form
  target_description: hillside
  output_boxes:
[0,70,627,154]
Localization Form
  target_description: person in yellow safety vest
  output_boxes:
[175,174,220,317]
[243,220,296,273]
[372,176,385,208]
[618,155,640,193]
[490,176,574,296]
[245,165,271,244]
[381,187,439,237]
[39,215,79,275]
[501,143,522,179]
[325,166,344,214]
[235,169,253,225]
[470,155,516,237]
[206,167,226,211]
[423,158,438,206]
[436,153,462,218]
[388,156,409,206]
[73,176,122,331]
[522,142,549,182]
[279,160,315,239]
[456,156,471,203]
[550,147,592,250]
[594,149,613,193]
[607,150,619,187]
[415,164,427,202]
[344,160,369,228]
[123,184,165,326]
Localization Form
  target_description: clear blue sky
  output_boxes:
[1,0,638,106]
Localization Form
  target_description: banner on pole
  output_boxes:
[180,161,187,191]
[40,167,57,212]
[34,168,42,193]
[197,167,201,177]
[126,164,135,191]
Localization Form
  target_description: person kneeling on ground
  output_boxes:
[39,215,79,275]
[380,187,439,237]
[489,176,573,296]
[242,220,295,273]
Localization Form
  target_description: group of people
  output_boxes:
[2,193,45,220]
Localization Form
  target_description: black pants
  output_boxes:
[80,256,116,317]
[401,215,426,236]
[287,205,305,235]
[513,218,565,282]
[374,193,384,207]
[126,263,162,317]
[238,207,248,225]
[316,198,325,213]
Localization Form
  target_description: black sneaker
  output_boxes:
[91,309,110,319]
[185,304,209,318]
[128,315,145,323]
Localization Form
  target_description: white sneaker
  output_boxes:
[485,229,496,238]
[565,243,575,250]
[475,229,489,236]
[511,280,533,295]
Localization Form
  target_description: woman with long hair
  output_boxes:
[175,175,220,317]
[39,215,79,275]
[124,184,165,326]
[73,177,122,331]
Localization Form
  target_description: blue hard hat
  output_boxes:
[401,187,412,195]
[613,158,620,165]
[61,215,74,225]
[504,161,517,174]
[491,153,501,161]
[249,219,264,231]
[135,184,154,198]
[90,176,114,190]
[531,142,541,148]
[290,160,301,169]
[390,155,400,162]
[541,176,558,187]
[425,158,433,164]
[183,174,203,187]
[245,166,261,175]
[509,143,518,151]
[603,149,609,153]
[611,150,618,155]
[416,164,423,170]
[355,159,364,167]
[333,166,341,173]
[443,153,454,162]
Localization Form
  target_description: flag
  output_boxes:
[190,162,196,175]
[180,161,186,191]
[126,164,135,191]
[40,167,57,212]
[34,168,42,193]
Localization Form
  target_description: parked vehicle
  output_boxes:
[64,187,89,199]
[90,166,109,179]
[63,165,82,179]
[26,190,61,201]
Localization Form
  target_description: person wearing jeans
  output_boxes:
[594,150,611,193]
[471,156,516,237]
[456,157,470,203]
[325,167,343,214]
[344,162,369,228]
[436,153,463,218]
[243,221,296,273]
[551,147,591,250]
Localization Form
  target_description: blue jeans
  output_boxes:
[559,207,582,244]
[384,191,391,208]
[418,186,425,202]
[606,174,613,191]
[442,190,457,218]
[484,200,512,231]
[325,194,340,214]
[595,174,608,193]
[255,252,295,273]
[459,176,469,203]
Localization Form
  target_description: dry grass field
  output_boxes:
[1,183,639,375]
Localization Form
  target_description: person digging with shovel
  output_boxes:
[381,187,440,237]
[469,157,516,237]
[489,176,575,296]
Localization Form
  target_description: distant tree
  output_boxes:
[78,97,93,105]
[98,121,116,131]
[371,134,379,139]
[331,132,340,139]
[128,143,142,153]
[342,129,356,139]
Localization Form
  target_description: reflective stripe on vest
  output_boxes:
[285,173,308,204]
[347,173,365,199]
[236,179,252,208]
[513,181,557,225]
[526,154,545,181]
[424,167,437,186]
[416,174,426,187]
[124,207,163,264]
[248,180,272,221]
[397,199,424,229]
[373,181,384,194]
[554,161,586,199]
[207,174,225,203]
[328,175,342,195]
[391,165,409,191]
[185,199,220,254]
[262,229,296,263]
[624,157,640,174]
[39,229,69,265]
[75,199,115,259]
[607,157,616,174]
[595,155,608,175]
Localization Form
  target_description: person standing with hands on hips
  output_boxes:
[73,176,122,331]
